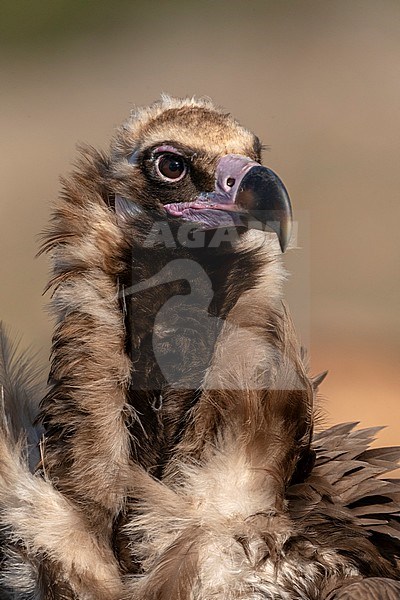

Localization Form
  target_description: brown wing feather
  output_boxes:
[327,577,400,599]
[288,423,400,577]
[129,526,200,600]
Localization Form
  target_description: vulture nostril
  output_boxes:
[226,177,235,187]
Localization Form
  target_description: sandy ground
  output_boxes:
[0,1,399,462]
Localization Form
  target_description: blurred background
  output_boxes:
[1,0,399,451]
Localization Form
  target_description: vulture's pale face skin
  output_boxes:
[0,96,399,600]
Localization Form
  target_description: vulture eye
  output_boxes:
[155,153,187,182]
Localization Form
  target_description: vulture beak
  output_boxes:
[164,154,293,252]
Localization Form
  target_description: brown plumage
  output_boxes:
[0,96,399,599]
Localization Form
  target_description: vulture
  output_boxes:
[0,95,399,600]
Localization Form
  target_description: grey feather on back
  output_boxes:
[0,323,45,471]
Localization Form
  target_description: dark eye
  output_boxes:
[155,153,187,182]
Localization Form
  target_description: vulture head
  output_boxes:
[110,96,292,251]
[0,96,399,600]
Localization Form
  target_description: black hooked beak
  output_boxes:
[234,164,293,253]
[164,154,293,252]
